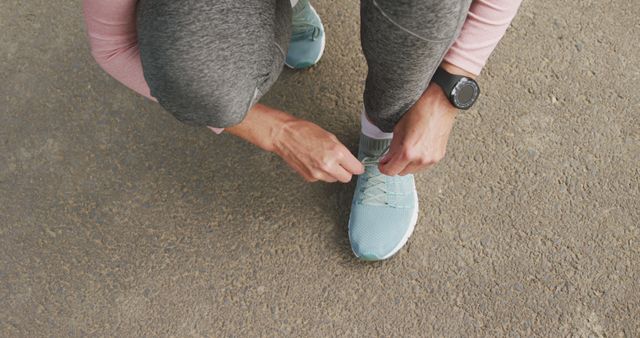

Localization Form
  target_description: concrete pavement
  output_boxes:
[1,0,638,336]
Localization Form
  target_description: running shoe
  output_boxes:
[286,1,326,69]
[348,134,419,261]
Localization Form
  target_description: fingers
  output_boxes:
[287,153,355,184]
[301,168,337,183]
[379,137,405,176]
[274,122,364,183]
[317,144,363,183]
[300,164,342,183]
[399,163,430,176]
[395,152,446,176]
[332,165,355,183]
[337,147,365,175]
[303,163,354,184]
[381,150,446,176]
[317,173,338,183]
[379,151,409,176]
[283,157,331,183]
[316,155,356,183]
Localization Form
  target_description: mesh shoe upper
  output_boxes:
[286,1,325,69]
[348,134,418,261]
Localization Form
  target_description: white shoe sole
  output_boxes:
[348,188,419,261]
[284,5,326,69]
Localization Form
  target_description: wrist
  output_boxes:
[269,112,299,155]
[431,62,480,110]
[226,104,295,153]
[424,82,459,114]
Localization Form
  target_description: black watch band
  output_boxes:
[431,67,480,110]
[432,67,463,94]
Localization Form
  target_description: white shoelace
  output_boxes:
[359,145,402,207]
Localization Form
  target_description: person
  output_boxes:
[83,0,522,261]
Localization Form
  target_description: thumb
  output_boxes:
[380,137,401,164]
[380,150,393,165]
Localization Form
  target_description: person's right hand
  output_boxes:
[272,118,364,183]
[225,104,363,183]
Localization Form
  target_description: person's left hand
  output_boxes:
[379,82,459,176]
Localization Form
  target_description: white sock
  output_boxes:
[361,110,393,139]
[290,0,299,7]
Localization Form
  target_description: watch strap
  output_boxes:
[431,67,464,95]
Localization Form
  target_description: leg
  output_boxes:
[360,0,472,132]
[348,0,472,261]
[136,0,292,127]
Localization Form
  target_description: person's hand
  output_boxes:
[379,82,459,176]
[225,103,363,183]
[272,118,364,183]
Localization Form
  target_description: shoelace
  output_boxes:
[291,5,321,41]
[359,145,404,207]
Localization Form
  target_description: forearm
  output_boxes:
[225,104,294,153]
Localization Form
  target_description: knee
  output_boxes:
[166,90,256,128]
[141,51,260,128]
[137,44,266,128]
[136,2,260,128]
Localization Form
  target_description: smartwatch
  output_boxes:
[431,67,480,110]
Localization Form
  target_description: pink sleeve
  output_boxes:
[82,0,152,99]
[82,0,224,134]
[444,0,523,76]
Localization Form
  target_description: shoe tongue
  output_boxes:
[359,134,392,158]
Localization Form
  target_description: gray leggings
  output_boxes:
[136,0,471,132]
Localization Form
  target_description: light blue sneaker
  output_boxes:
[286,1,325,69]
[348,134,419,261]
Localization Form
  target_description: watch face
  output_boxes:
[452,78,479,109]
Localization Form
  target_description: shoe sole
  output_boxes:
[348,188,419,261]
[284,5,326,69]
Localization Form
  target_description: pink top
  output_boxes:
[443,0,523,75]
[83,0,522,133]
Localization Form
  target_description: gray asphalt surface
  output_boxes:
[1,0,639,336]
